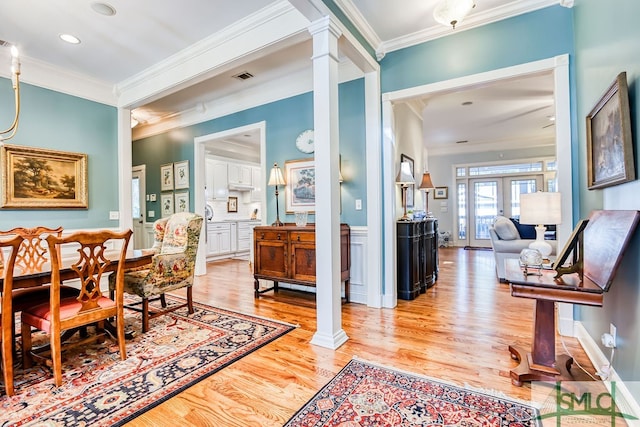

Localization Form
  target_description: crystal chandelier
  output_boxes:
[433,0,476,29]
[1,45,21,141]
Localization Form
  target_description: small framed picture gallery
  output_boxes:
[160,163,174,191]
[174,160,190,190]
[161,193,174,217]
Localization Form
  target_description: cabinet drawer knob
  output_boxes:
[277,234,281,240]
[297,234,300,241]
[260,233,265,239]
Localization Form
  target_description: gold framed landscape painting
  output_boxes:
[1,144,88,209]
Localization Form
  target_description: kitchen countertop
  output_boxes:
[207,218,261,223]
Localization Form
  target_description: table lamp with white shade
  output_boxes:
[268,163,286,226]
[519,191,562,259]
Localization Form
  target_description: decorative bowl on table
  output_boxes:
[519,248,543,276]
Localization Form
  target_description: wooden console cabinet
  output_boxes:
[253,224,350,301]
[397,218,438,300]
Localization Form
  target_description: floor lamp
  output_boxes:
[396,161,415,221]
[419,172,435,217]
[268,163,285,226]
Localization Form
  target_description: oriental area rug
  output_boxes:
[0,296,294,426]
[285,358,541,427]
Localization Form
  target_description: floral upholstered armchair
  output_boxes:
[110,212,203,332]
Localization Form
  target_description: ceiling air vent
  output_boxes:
[232,71,254,81]
[0,40,13,48]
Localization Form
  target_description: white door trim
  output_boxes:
[193,121,267,276]
[381,55,573,316]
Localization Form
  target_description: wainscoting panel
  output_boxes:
[348,226,367,305]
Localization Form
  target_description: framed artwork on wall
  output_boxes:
[434,187,448,199]
[586,72,635,190]
[227,196,238,213]
[160,163,174,191]
[161,193,174,217]
[1,144,88,209]
[174,160,190,190]
[400,154,414,208]
[285,158,315,213]
[174,190,189,213]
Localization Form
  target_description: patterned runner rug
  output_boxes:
[1,296,294,426]
[285,358,540,426]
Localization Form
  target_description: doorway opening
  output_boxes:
[131,165,146,249]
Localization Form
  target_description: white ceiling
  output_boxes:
[0,0,565,155]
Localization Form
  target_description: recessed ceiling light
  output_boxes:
[91,2,116,16]
[59,34,81,44]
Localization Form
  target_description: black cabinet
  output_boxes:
[397,219,438,300]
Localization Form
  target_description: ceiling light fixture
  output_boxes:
[1,45,21,141]
[433,0,476,29]
[59,34,81,44]
[91,2,116,16]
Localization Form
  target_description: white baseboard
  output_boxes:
[574,321,640,423]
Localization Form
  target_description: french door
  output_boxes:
[468,175,543,247]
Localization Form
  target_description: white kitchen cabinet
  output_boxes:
[207,222,231,257]
[228,163,252,186]
[250,166,262,202]
[236,220,257,252]
[209,160,228,200]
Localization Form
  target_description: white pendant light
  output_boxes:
[433,0,475,29]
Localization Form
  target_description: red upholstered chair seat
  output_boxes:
[21,297,116,332]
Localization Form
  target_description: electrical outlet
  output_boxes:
[148,210,155,218]
[109,211,119,220]
[601,333,615,348]
[355,199,362,210]
[610,323,617,348]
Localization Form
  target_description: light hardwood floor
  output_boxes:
[128,247,595,426]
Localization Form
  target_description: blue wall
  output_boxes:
[133,79,368,226]
[0,81,119,230]
[573,0,640,381]
[380,6,574,94]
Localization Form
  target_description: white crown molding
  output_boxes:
[428,136,555,156]
[132,57,362,141]
[0,50,116,105]
[116,1,309,108]
[381,0,562,54]
[332,0,382,52]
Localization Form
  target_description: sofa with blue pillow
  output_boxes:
[488,215,557,282]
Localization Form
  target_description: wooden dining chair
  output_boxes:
[1,235,23,396]
[21,229,132,387]
[0,227,80,360]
